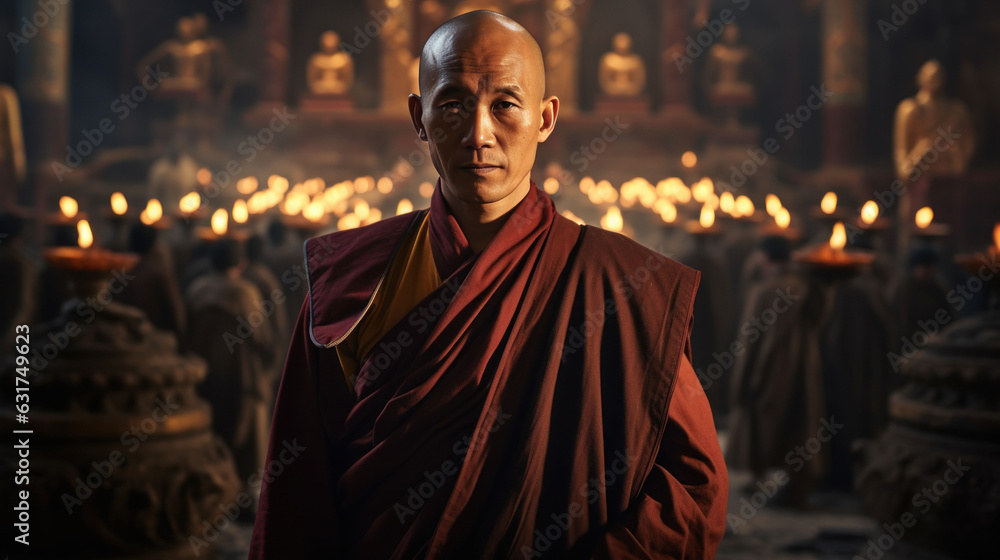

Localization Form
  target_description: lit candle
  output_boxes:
[396,199,413,215]
[60,196,78,219]
[820,192,837,215]
[765,194,781,217]
[830,222,847,252]
[211,209,228,237]
[543,177,560,195]
[600,206,624,232]
[179,192,202,215]
[915,206,933,229]
[681,151,697,168]
[860,200,879,225]
[776,208,791,229]
[233,200,249,224]
[77,219,94,249]
[110,192,128,215]
[140,199,163,225]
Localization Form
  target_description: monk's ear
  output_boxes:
[538,96,559,143]
[408,94,428,141]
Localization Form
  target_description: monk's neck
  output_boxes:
[444,181,531,253]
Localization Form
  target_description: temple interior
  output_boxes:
[1,0,999,558]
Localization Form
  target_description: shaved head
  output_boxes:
[408,9,558,251]
[418,10,545,100]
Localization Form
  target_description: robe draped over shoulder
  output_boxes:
[251,184,727,559]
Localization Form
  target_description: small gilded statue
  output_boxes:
[307,31,355,96]
[893,59,975,180]
[598,33,646,97]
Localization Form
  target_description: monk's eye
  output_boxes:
[440,101,463,111]
[495,101,517,110]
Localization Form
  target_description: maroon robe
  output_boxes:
[250,184,727,558]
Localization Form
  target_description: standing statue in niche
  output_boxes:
[596,32,649,113]
[704,24,755,128]
[893,59,975,181]
[303,31,356,111]
[545,0,579,115]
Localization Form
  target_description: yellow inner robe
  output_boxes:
[336,213,441,385]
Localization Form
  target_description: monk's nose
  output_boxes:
[461,104,496,150]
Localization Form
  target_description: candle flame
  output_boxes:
[681,151,697,168]
[543,177,560,194]
[915,206,933,229]
[303,200,325,222]
[233,200,249,224]
[179,192,202,214]
[211,209,228,236]
[561,210,586,225]
[775,207,791,229]
[692,178,714,203]
[659,201,677,223]
[111,192,127,215]
[820,192,837,215]
[419,181,435,199]
[396,199,413,215]
[59,196,78,219]
[719,192,735,214]
[600,206,623,232]
[376,177,394,194]
[860,200,879,225]
[77,220,93,249]
[765,194,781,217]
[145,199,163,222]
[237,177,259,195]
[699,205,715,228]
[735,195,754,217]
[267,175,289,193]
[994,223,1000,251]
[830,222,846,250]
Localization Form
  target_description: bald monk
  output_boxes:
[251,11,726,559]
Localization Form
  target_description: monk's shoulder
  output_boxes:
[575,224,697,283]
[304,211,422,275]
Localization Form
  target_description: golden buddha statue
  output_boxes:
[307,31,355,96]
[893,59,975,180]
[137,17,211,95]
[599,33,646,97]
[704,24,755,128]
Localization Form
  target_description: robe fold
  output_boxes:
[251,183,727,559]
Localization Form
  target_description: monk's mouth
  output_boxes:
[460,165,502,175]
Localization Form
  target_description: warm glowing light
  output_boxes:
[993,223,1000,251]
[354,200,370,221]
[820,192,837,215]
[237,177,259,195]
[233,200,249,224]
[719,192,735,214]
[419,181,435,198]
[860,200,879,225]
[211,209,228,236]
[110,192,127,215]
[337,214,361,231]
[659,201,677,223]
[363,208,383,225]
[579,176,595,194]
[561,210,586,225]
[674,183,692,204]
[692,178,714,203]
[377,177,394,194]
[681,151,697,168]
[303,200,325,222]
[699,205,715,228]
[735,195,754,217]
[281,192,309,215]
[396,199,413,215]
[268,175,289,193]
[543,177,560,194]
[77,220,93,249]
[197,168,212,186]
[600,206,624,232]
[915,206,933,229]
[830,222,847,251]
[146,199,163,222]
[59,196,78,219]
[179,192,202,214]
[775,208,791,229]
[765,194,781,217]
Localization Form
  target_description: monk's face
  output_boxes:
[409,23,557,208]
